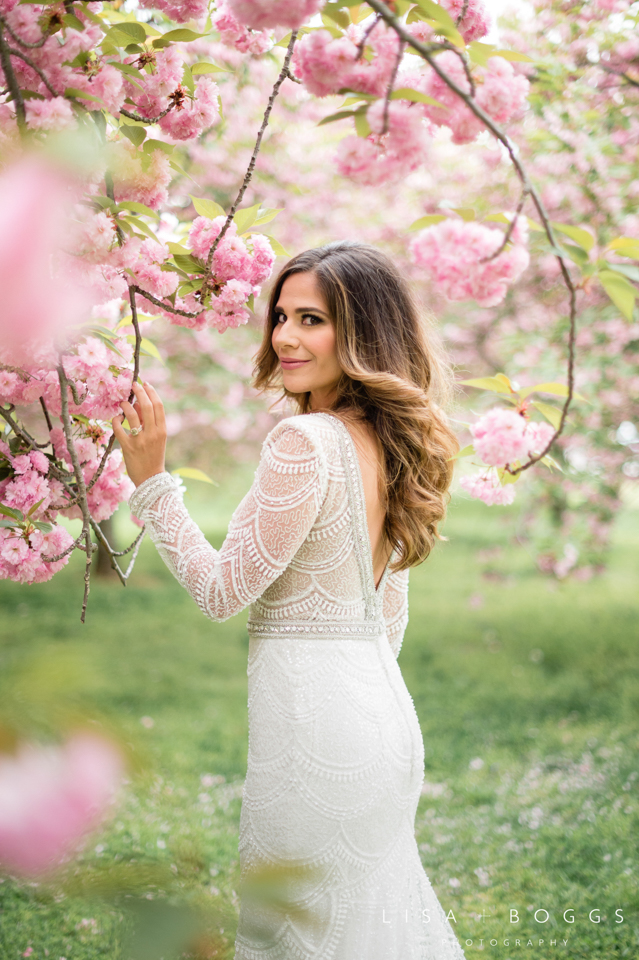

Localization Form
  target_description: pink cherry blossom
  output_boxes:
[525,420,556,456]
[213,3,271,55]
[159,78,220,141]
[24,97,76,132]
[293,30,359,97]
[226,0,321,30]
[0,733,124,876]
[440,0,491,43]
[108,140,173,210]
[459,471,517,505]
[471,407,529,466]
[410,217,530,306]
[336,100,430,186]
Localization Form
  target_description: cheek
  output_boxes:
[314,326,338,364]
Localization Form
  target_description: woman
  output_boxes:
[113,241,465,960]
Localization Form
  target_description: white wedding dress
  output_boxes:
[129,412,465,960]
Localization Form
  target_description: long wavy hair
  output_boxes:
[253,241,459,570]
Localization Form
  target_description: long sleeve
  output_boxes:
[129,420,328,622]
[383,567,409,658]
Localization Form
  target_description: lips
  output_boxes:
[280,358,311,369]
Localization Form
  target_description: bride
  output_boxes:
[113,241,466,960]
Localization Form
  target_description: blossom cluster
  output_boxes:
[460,408,555,505]
[212,2,271,56]
[410,216,530,307]
[0,733,124,877]
[227,0,322,31]
[0,337,135,583]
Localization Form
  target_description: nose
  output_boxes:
[273,317,300,350]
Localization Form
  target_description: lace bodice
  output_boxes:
[129,412,409,657]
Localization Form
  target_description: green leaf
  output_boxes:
[598,270,637,321]
[519,382,570,400]
[497,465,521,485]
[64,86,104,104]
[484,213,510,225]
[411,0,465,46]
[143,139,174,155]
[190,195,225,219]
[606,262,639,284]
[233,202,262,234]
[119,216,158,243]
[157,28,207,43]
[322,3,350,28]
[0,518,18,529]
[527,217,545,232]
[408,214,447,231]
[182,63,194,96]
[110,61,146,82]
[467,41,497,67]
[191,61,228,75]
[530,401,563,429]
[115,200,160,220]
[607,237,639,259]
[172,467,218,486]
[172,253,206,274]
[259,235,290,257]
[0,504,24,521]
[447,443,475,461]
[105,22,147,45]
[492,48,534,63]
[120,123,146,148]
[354,108,370,137]
[252,208,282,227]
[167,241,189,255]
[452,207,476,222]
[559,243,590,268]
[317,110,357,127]
[459,376,513,394]
[390,87,444,108]
[33,521,54,533]
[62,13,85,32]
[26,498,45,517]
[541,454,563,472]
[125,336,163,363]
[551,221,594,252]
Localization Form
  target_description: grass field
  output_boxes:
[0,475,638,960]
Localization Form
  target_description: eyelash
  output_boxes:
[274,313,324,327]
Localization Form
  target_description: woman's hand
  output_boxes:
[112,382,167,488]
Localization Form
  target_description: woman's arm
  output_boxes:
[383,568,409,659]
[115,388,328,622]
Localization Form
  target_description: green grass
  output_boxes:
[0,482,638,959]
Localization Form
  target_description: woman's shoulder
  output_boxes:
[263,413,341,456]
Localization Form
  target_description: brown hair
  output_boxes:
[253,241,459,570]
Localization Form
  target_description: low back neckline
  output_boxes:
[309,412,394,613]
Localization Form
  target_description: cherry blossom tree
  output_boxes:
[1,0,638,615]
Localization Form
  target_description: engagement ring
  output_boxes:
[130,426,143,436]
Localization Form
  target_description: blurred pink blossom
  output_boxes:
[472,408,528,466]
[0,733,124,876]
[227,0,321,30]
[460,471,516,505]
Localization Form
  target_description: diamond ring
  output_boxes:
[129,426,143,437]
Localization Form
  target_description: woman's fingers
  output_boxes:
[131,381,155,428]
[144,382,166,433]
[120,399,141,429]
[112,414,128,445]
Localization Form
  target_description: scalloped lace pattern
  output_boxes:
[129,413,465,960]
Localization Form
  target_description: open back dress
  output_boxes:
[129,411,466,960]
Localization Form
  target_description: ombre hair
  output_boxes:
[253,241,459,570]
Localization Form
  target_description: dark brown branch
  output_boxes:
[0,23,25,132]
[42,529,88,563]
[0,404,51,450]
[364,0,579,476]
[203,31,299,279]
[39,396,54,433]
[120,104,175,123]
[456,0,470,27]
[132,285,200,318]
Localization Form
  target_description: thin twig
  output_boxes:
[132,285,201,318]
[6,44,59,98]
[42,529,88,563]
[39,397,54,433]
[0,405,52,450]
[356,12,381,60]
[57,365,95,622]
[382,39,405,135]
[364,0,579,476]
[479,188,530,263]
[600,64,639,90]
[0,13,48,48]
[0,23,25,132]
[120,104,175,123]
[203,31,299,280]
[456,0,470,27]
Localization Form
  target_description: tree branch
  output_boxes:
[6,44,59,98]
[364,0,579,476]
[0,22,25,133]
[119,104,175,123]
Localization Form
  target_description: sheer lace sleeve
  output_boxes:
[383,567,409,658]
[128,419,328,622]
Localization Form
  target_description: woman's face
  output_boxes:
[271,271,343,408]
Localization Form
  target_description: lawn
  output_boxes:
[0,475,638,960]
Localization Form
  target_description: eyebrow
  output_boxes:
[274,305,330,317]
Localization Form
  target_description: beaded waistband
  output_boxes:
[247,619,385,641]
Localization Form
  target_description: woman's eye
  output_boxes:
[274,313,286,324]
[302,314,323,326]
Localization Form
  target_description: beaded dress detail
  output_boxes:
[129,412,465,960]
